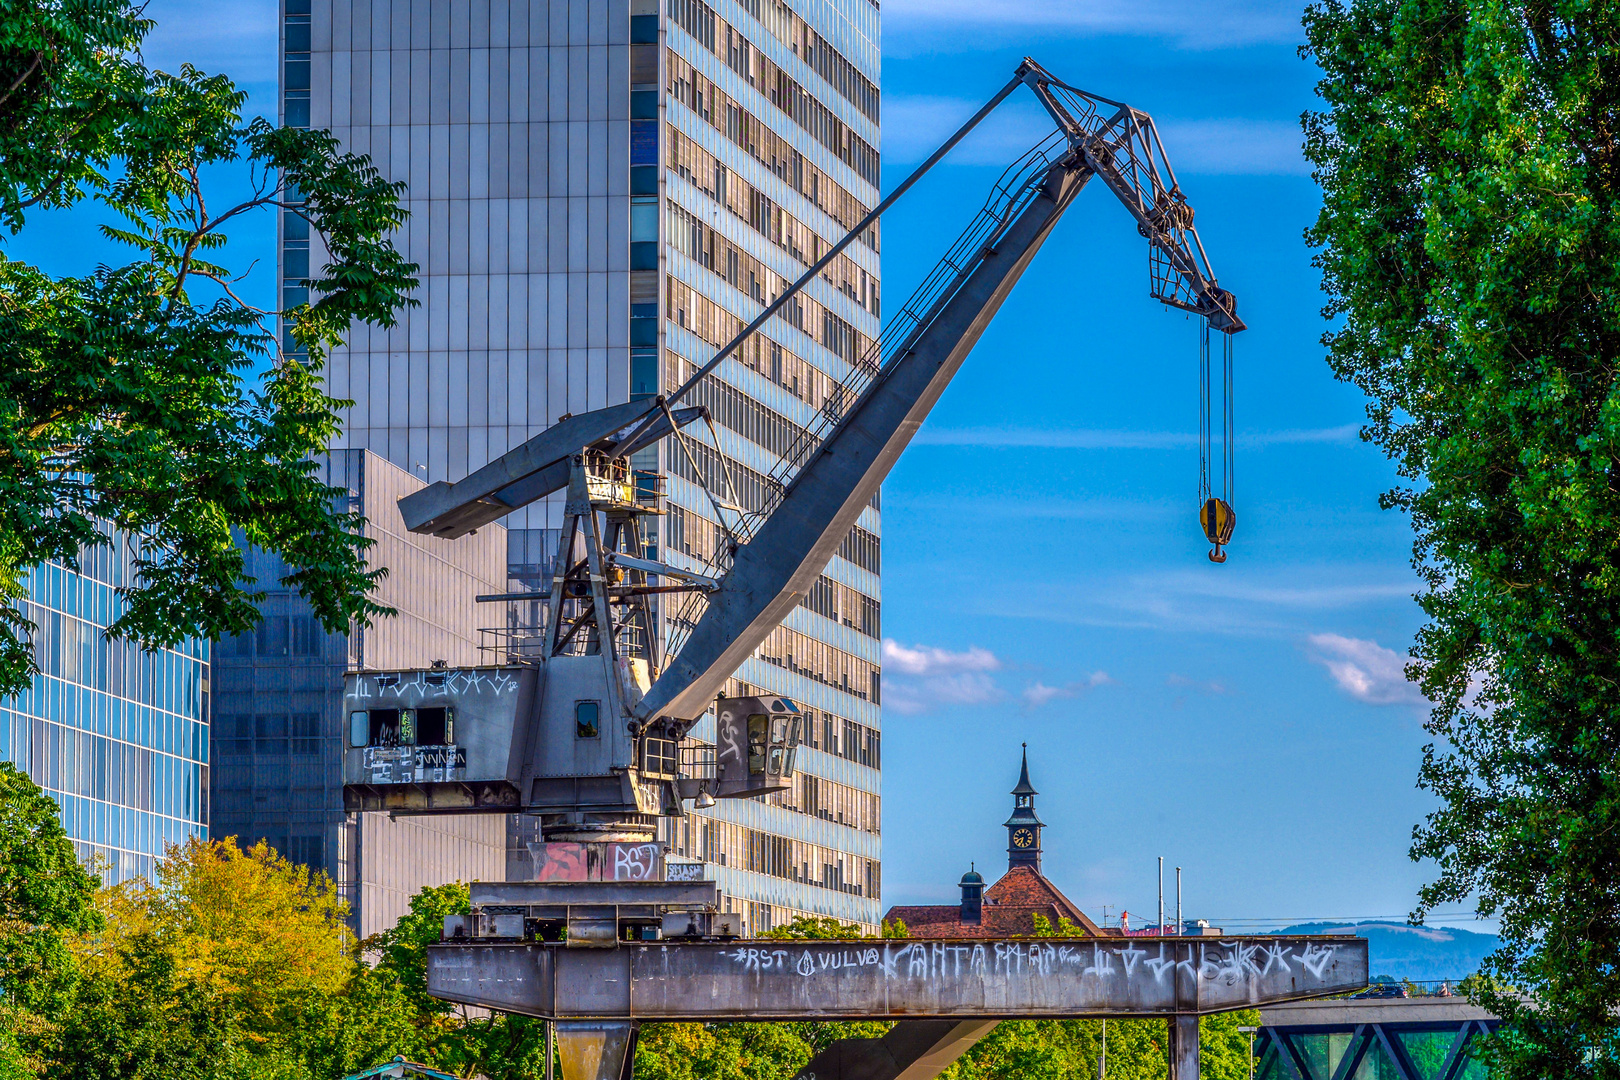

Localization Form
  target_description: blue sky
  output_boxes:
[19,0,1486,932]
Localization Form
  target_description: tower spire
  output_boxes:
[1004,744,1043,871]
[1012,742,1037,796]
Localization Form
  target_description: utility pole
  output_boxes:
[1158,856,1164,933]
[1175,867,1182,934]
[1238,1026,1257,1080]
[1098,1018,1108,1080]
[546,1020,554,1080]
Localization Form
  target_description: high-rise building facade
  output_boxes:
[280,0,882,931]
[1,534,210,884]
[209,449,512,936]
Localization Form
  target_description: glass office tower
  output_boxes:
[0,535,209,884]
[282,0,881,931]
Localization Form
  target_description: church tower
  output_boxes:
[1004,744,1044,871]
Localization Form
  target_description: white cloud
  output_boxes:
[1022,672,1113,708]
[882,639,1002,676]
[1306,634,1426,706]
[881,91,1309,177]
[881,639,1004,715]
[882,0,1302,49]
[1154,119,1310,177]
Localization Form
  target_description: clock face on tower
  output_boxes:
[1011,827,1035,849]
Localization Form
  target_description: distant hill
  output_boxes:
[1272,921,1499,983]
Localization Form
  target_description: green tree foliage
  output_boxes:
[0,761,101,1078]
[1302,2,1620,1075]
[0,0,419,698]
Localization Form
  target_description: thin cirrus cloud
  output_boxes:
[1306,634,1426,706]
[1023,672,1113,708]
[882,0,1303,50]
[911,425,1359,450]
[881,639,1003,715]
[880,96,1308,177]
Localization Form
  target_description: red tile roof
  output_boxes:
[883,866,1119,939]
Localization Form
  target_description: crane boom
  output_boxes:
[635,60,1244,721]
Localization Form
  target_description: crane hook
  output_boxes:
[1199,497,1235,564]
[1197,320,1235,563]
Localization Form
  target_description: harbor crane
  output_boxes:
[340,60,1305,1080]
[344,57,1245,832]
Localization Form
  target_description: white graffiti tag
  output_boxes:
[1260,943,1295,977]
[1297,943,1339,979]
[1143,944,1178,984]
[1114,944,1147,977]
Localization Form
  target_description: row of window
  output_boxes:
[667,50,876,239]
[668,812,880,897]
[22,603,208,722]
[838,525,880,575]
[5,713,208,824]
[7,675,207,765]
[667,124,878,316]
[667,2,878,187]
[27,527,158,599]
[765,765,880,832]
[675,0,879,125]
[214,612,328,660]
[666,284,844,409]
[669,437,775,515]
[756,622,879,704]
[741,0,879,124]
[799,709,881,768]
[681,365,809,460]
[213,714,323,758]
[665,349,881,516]
[666,198,871,364]
[803,574,880,639]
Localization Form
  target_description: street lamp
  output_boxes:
[1237,1026,1258,1080]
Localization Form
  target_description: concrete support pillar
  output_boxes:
[791,1019,1001,1080]
[555,1021,639,1080]
[1167,1015,1199,1080]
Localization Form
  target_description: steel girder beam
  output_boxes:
[789,1020,1000,1080]
[1167,1014,1199,1080]
[426,936,1368,1020]
[555,1020,637,1080]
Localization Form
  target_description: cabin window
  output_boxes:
[416,706,454,745]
